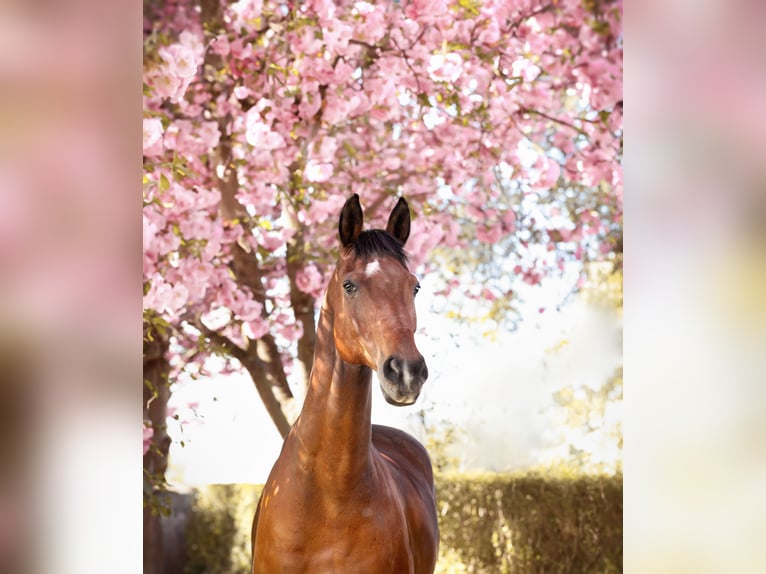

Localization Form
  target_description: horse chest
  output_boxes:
[254,472,416,573]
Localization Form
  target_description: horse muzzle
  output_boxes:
[378,354,429,406]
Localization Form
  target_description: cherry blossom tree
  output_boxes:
[142,0,622,518]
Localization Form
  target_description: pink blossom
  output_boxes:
[236,300,264,322]
[523,270,542,286]
[295,264,324,296]
[150,71,184,101]
[511,57,541,83]
[353,1,375,15]
[143,118,164,156]
[554,228,575,242]
[317,137,338,162]
[254,228,286,252]
[332,60,354,83]
[159,43,198,80]
[143,425,154,455]
[276,319,304,343]
[154,38,202,101]
[245,318,270,340]
[501,209,516,232]
[233,85,251,100]
[405,0,448,22]
[310,0,336,22]
[229,0,264,28]
[477,18,501,45]
[534,158,561,189]
[245,111,286,150]
[146,280,189,315]
[154,230,181,256]
[299,82,323,119]
[476,224,502,244]
[323,22,352,54]
[305,160,333,183]
[428,53,463,83]
[179,211,212,239]
[228,38,253,59]
[355,2,386,43]
[481,288,497,301]
[180,259,215,300]
[303,195,347,225]
[210,35,230,57]
[201,307,232,331]
[198,121,221,151]
[143,214,159,250]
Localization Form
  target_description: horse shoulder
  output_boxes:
[371,424,439,573]
[371,424,434,486]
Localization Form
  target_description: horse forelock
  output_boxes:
[346,229,409,267]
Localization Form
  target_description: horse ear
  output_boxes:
[339,193,364,247]
[386,197,411,246]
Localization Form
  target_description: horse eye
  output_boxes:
[343,280,358,295]
[413,283,421,297]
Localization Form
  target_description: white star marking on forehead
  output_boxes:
[364,259,381,277]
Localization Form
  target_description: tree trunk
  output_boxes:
[143,324,170,574]
[193,0,317,439]
[285,209,317,390]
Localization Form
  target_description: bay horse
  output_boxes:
[251,194,439,573]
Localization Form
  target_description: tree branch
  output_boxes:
[518,106,588,136]
[195,320,293,438]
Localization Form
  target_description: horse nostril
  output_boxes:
[384,356,428,387]
[418,359,429,382]
[384,356,403,381]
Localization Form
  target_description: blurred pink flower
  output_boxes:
[158,43,198,79]
[210,34,230,57]
[145,280,189,316]
[476,224,502,244]
[245,112,286,150]
[245,318,270,340]
[143,425,154,455]
[235,300,264,322]
[295,264,324,296]
[142,118,164,156]
[428,53,463,83]
[197,121,221,151]
[405,0,448,22]
[305,160,333,183]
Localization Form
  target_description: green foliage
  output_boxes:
[414,405,464,473]
[143,468,172,517]
[184,484,263,574]
[581,258,623,311]
[546,259,623,473]
[435,471,622,573]
[182,473,621,574]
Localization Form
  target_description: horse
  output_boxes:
[251,194,439,573]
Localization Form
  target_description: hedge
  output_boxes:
[434,472,622,573]
[178,471,622,574]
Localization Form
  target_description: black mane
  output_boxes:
[348,229,408,267]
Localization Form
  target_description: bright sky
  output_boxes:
[166,270,622,488]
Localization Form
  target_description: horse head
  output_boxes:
[326,194,428,406]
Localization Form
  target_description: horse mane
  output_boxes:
[348,229,409,267]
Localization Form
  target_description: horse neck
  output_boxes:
[293,302,374,485]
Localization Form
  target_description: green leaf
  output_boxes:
[457,0,481,16]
